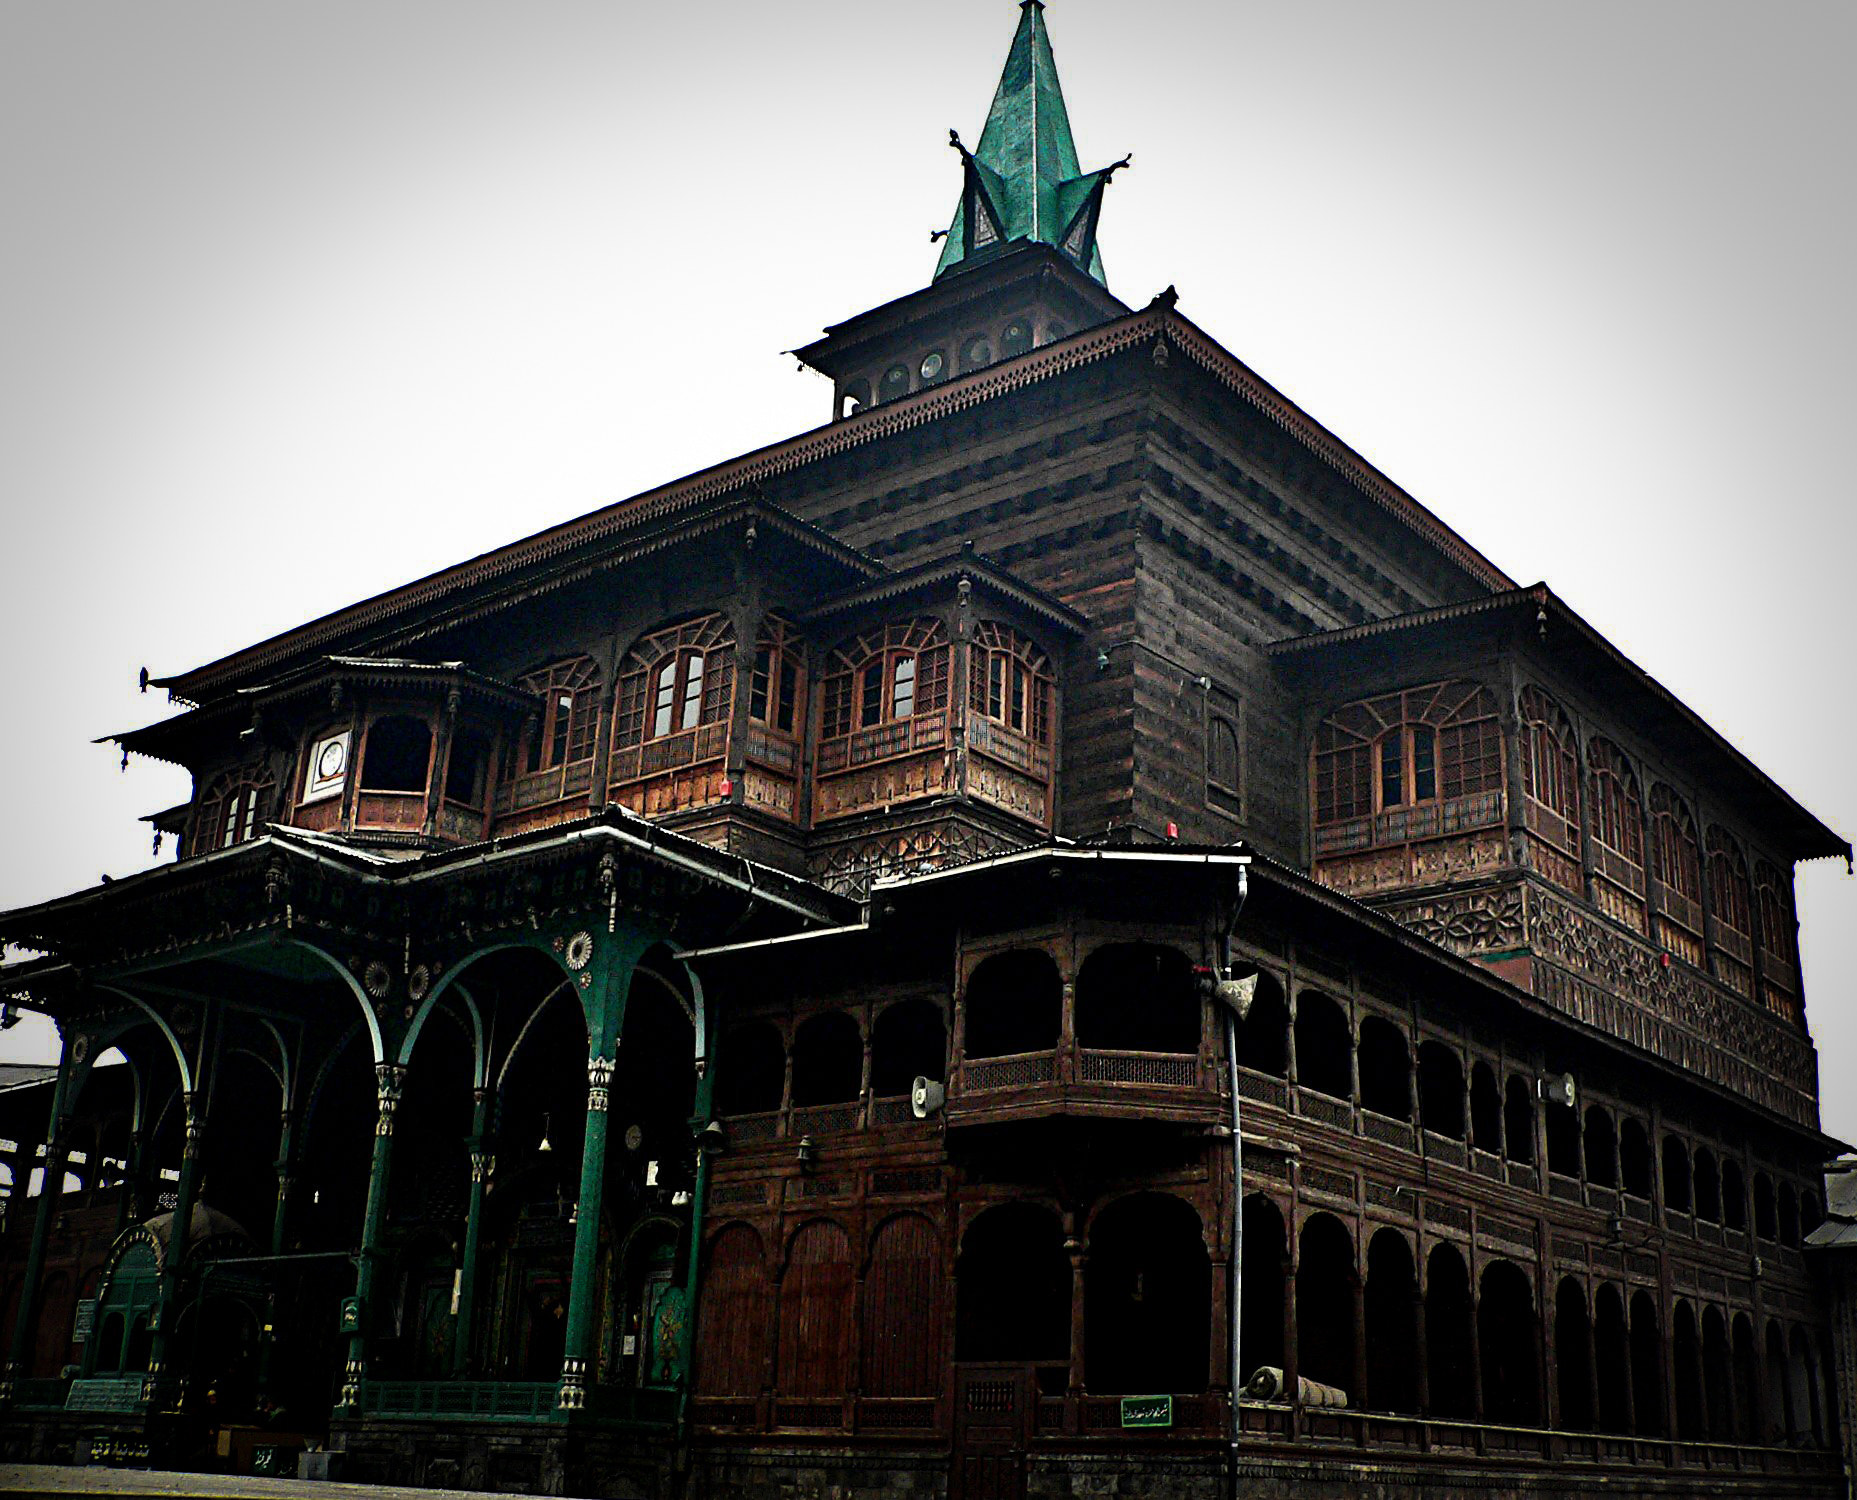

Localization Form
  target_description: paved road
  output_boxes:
[0,1465,599,1499]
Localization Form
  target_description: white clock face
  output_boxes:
[302,730,351,803]
[624,1123,644,1152]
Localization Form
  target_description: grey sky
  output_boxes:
[2,1,1852,1137]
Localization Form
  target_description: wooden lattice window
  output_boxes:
[1706,827,1752,941]
[192,768,275,856]
[518,657,601,773]
[614,615,736,753]
[1207,701,1241,810]
[820,620,949,742]
[1648,784,1703,965]
[967,623,1053,744]
[1587,739,1643,868]
[1519,686,1580,850]
[1755,861,1798,969]
[1649,786,1701,905]
[1312,681,1502,828]
[749,617,805,737]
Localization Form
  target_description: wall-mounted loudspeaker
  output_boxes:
[911,1077,945,1119]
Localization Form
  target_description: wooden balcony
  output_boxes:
[945,1042,1221,1129]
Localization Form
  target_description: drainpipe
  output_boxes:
[1212,859,1253,1496]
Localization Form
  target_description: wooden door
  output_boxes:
[951,1363,1030,1500]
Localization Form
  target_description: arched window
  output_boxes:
[1000,318,1033,359]
[1722,1159,1747,1232]
[1426,1243,1475,1420]
[1674,1302,1705,1439]
[698,1225,768,1403]
[1479,1263,1540,1425]
[1619,1118,1653,1198]
[1649,785,1703,964]
[612,615,736,798]
[956,1203,1068,1363]
[1588,738,1645,931]
[870,999,945,1099]
[518,656,601,775]
[818,618,950,775]
[359,715,432,793]
[1357,1019,1411,1122]
[1294,992,1351,1101]
[1778,1183,1799,1247]
[1545,1096,1580,1178]
[1312,681,1502,850]
[960,334,992,372]
[1584,1106,1617,1188]
[1470,1061,1502,1155]
[749,617,806,739]
[1754,1172,1777,1240]
[1297,1215,1356,1395]
[1555,1279,1594,1431]
[1364,1230,1419,1415]
[837,380,870,420]
[191,767,275,856]
[1075,943,1198,1054]
[1239,1196,1286,1384]
[879,364,910,402]
[1518,688,1581,872]
[1589,739,1643,866]
[1754,860,1801,1024]
[1595,1286,1631,1433]
[1663,1135,1692,1215]
[714,1022,785,1118]
[444,728,491,808]
[1705,827,1755,997]
[862,1214,941,1396]
[1503,1075,1536,1165]
[777,1220,853,1399]
[1693,1147,1721,1223]
[1207,712,1241,811]
[1236,972,1288,1079]
[1416,1042,1464,1140]
[1084,1195,1210,1394]
[967,622,1055,779]
[963,949,1062,1061]
[790,1012,861,1108]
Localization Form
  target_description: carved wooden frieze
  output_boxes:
[1526,887,1817,1124]
[1318,829,1509,900]
[966,754,1048,825]
[1376,884,1525,954]
[809,819,1016,899]
[813,750,949,823]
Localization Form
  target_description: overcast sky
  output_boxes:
[1,1,1852,1139]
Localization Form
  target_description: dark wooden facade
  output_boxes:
[0,6,1849,1497]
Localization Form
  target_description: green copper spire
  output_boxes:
[935,1,1125,286]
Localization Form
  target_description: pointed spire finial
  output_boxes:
[933,1,1121,288]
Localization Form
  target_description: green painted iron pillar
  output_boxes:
[338,1062,405,1410]
[146,1097,203,1392]
[674,1007,722,1431]
[556,928,652,1411]
[452,1087,492,1379]
[4,1045,76,1392]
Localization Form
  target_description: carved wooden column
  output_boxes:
[1351,1269,1369,1411]
[1282,1259,1300,1438]
[1064,1210,1086,1423]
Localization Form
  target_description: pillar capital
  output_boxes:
[587,1056,614,1114]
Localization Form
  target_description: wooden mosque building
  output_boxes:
[0,5,1849,1496]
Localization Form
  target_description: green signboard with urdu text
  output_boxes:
[1120,1394,1172,1428]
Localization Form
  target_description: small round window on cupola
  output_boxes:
[880,364,910,402]
[962,335,992,371]
[919,349,947,384]
[1001,319,1032,358]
